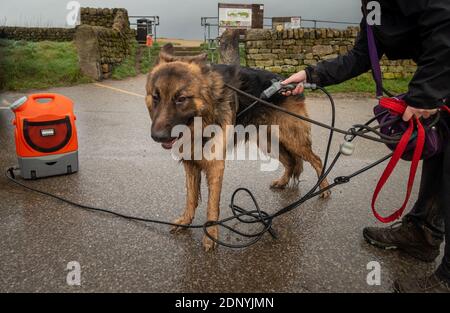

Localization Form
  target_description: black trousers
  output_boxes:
[406,116,450,282]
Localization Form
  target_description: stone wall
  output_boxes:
[79,7,137,38]
[0,8,132,42]
[74,7,136,80]
[0,26,75,41]
[244,28,416,79]
[80,7,126,28]
[0,7,137,81]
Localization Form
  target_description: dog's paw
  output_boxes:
[320,189,331,199]
[170,215,192,233]
[202,236,217,251]
[202,226,218,251]
[270,178,288,189]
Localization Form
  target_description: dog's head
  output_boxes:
[145,44,210,149]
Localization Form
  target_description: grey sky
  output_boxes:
[0,0,362,40]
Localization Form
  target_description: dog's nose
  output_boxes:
[151,129,172,142]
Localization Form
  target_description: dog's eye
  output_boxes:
[152,94,160,103]
[176,96,187,104]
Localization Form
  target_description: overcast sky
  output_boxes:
[0,0,362,40]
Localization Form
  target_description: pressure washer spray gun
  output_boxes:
[260,79,355,156]
[260,79,294,99]
[238,79,318,118]
[260,79,318,99]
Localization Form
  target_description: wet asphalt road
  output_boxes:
[0,75,441,292]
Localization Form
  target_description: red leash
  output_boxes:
[371,97,425,223]
[366,20,449,223]
[371,99,449,223]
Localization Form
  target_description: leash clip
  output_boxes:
[334,176,350,184]
[340,129,356,156]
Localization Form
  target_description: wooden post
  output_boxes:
[218,29,240,65]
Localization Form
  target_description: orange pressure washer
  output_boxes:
[9,93,78,179]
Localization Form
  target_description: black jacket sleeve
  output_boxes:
[305,0,450,110]
[304,18,382,86]
[402,2,450,109]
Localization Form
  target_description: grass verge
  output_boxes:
[322,73,411,95]
[0,38,411,95]
[111,42,160,80]
[0,39,91,91]
[200,42,410,94]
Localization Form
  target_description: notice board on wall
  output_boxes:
[272,17,302,32]
[218,3,264,36]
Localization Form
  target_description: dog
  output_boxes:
[145,44,330,251]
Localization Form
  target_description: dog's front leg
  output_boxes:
[171,161,201,233]
[202,160,225,251]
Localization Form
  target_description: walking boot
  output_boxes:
[393,273,450,293]
[363,217,442,262]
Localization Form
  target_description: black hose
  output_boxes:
[4,85,427,249]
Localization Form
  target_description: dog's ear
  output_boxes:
[161,43,175,55]
[155,51,177,66]
[154,43,177,66]
[154,47,208,67]
[184,53,208,65]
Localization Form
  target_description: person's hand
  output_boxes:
[281,70,307,96]
[402,106,438,122]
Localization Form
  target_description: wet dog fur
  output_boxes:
[145,44,330,251]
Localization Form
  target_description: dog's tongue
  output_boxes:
[161,138,177,150]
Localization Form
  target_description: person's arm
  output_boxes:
[282,18,382,95]
[402,3,450,110]
[305,18,379,86]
